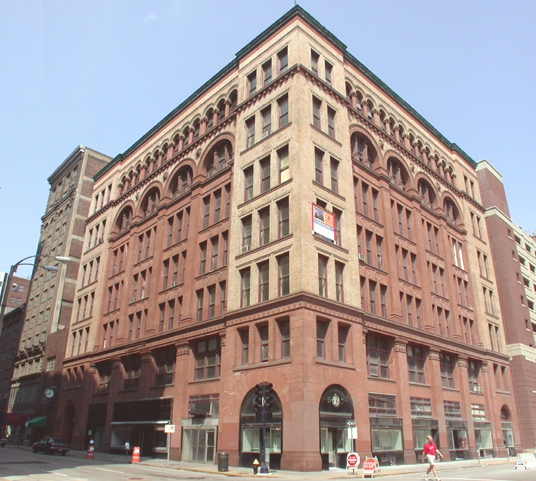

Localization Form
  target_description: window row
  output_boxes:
[245,94,289,149]
[238,318,290,365]
[312,96,336,139]
[247,47,288,97]
[81,256,101,287]
[86,220,107,251]
[317,254,345,302]
[241,197,290,253]
[201,185,231,230]
[199,233,227,276]
[360,278,388,317]
[196,281,227,322]
[240,253,290,307]
[242,144,290,203]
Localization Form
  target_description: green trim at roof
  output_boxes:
[94,5,475,181]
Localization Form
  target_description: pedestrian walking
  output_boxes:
[422,435,443,481]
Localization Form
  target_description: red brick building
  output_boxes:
[56,7,519,471]
[9,146,110,444]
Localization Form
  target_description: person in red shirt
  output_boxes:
[422,435,443,480]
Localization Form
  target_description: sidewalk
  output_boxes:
[9,445,517,479]
[65,447,516,479]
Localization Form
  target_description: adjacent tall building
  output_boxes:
[477,160,536,449]
[55,7,519,471]
[8,146,110,444]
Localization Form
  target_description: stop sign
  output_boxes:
[363,457,377,470]
[347,452,359,467]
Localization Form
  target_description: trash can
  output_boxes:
[218,452,229,472]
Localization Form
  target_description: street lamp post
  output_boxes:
[0,255,71,335]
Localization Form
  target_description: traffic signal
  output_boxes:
[253,383,263,411]
[264,383,274,412]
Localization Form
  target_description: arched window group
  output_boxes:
[206,140,233,178]
[351,132,377,169]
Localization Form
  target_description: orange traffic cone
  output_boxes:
[86,441,95,459]
[131,446,140,463]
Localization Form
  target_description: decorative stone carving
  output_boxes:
[393,341,407,353]
[176,345,190,356]
[428,351,440,361]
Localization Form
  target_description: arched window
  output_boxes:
[206,108,214,129]
[351,133,376,169]
[418,179,436,208]
[193,119,200,141]
[117,206,133,233]
[345,82,352,101]
[170,166,193,199]
[444,198,459,224]
[206,140,233,178]
[217,99,226,123]
[141,187,160,217]
[182,127,190,147]
[229,90,237,111]
[387,158,408,190]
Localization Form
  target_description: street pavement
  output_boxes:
[4,444,527,479]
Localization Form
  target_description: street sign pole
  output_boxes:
[260,382,269,474]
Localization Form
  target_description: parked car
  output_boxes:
[32,437,69,455]
[0,437,7,447]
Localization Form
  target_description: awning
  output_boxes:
[5,413,28,426]
[26,416,47,428]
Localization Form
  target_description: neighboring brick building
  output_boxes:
[0,274,30,315]
[56,7,519,471]
[477,160,536,449]
[8,146,110,444]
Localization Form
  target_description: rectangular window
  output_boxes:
[314,148,324,184]
[262,59,272,86]
[367,334,389,379]
[244,166,254,201]
[213,190,221,223]
[444,400,462,418]
[242,215,252,251]
[362,183,369,217]
[246,117,255,148]
[325,61,333,84]
[199,242,207,275]
[241,268,251,307]
[259,324,269,362]
[260,156,271,193]
[259,207,270,246]
[248,71,257,96]
[278,197,290,237]
[203,196,210,229]
[196,290,204,322]
[327,107,335,138]
[410,397,432,417]
[440,353,455,389]
[338,324,349,362]
[380,285,388,317]
[240,329,249,365]
[258,261,270,302]
[408,345,425,384]
[330,157,339,193]
[312,97,322,129]
[210,237,219,271]
[335,261,344,302]
[317,320,327,358]
[195,338,220,380]
[278,94,288,128]
[278,47,288,74]
[155,347,175,385]
[261,106,271,137]
[334,208,342,247]
[208,285,216,318]
[318,255,328,297]
[279,319,290,358]
[278,253,290,296]
[311,49,319,74]
[278,145,289,183]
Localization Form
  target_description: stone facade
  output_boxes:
[477,160,536,449]
[55,7,519,471]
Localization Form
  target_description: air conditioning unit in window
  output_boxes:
[261,131,270,139]
[170,281,177,287]
[474,386,482,393]
[130,297,137,303]
[242,245,251,253]
[358,254,366,262]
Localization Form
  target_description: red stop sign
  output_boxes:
[347,453,359,466]
[363,458,377,470]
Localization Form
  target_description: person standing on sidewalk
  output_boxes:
[422,435,443,481]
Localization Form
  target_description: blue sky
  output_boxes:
[1,0,535,276]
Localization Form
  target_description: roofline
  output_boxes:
[94,5,476,182]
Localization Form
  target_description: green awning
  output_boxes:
[27,416,47,427]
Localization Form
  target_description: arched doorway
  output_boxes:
[319,385,354,469]
[239,386,282,469]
